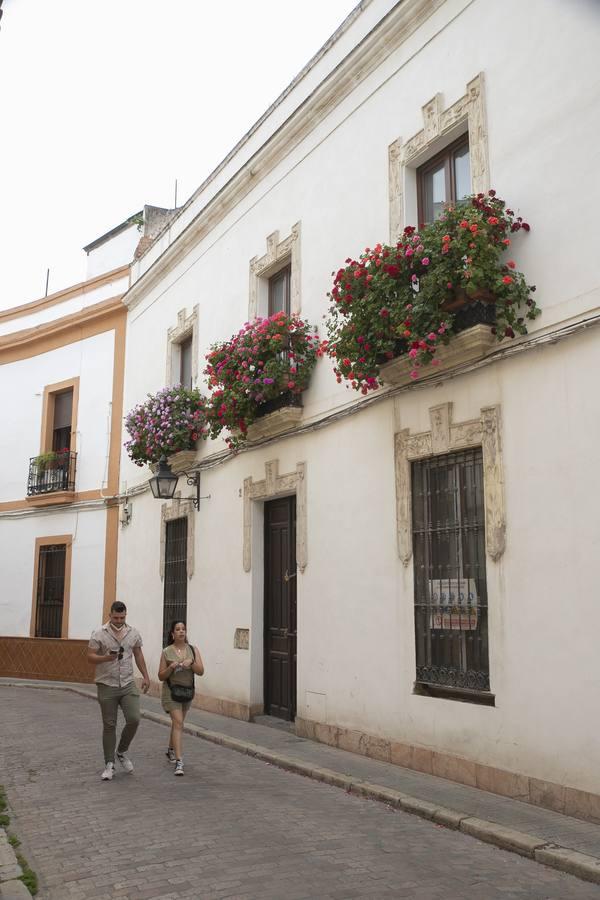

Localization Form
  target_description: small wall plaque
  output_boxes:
[234,628,249,650]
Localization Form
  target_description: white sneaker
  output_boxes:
[116,752,134,773]
[174,760,184,776]
[101,762,115,781]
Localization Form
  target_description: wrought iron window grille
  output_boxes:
[411,448,490,695]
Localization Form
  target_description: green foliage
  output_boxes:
[204,312,318,448]
[17,852,39,895]
[325,191,540,392]
[124,385,208,466]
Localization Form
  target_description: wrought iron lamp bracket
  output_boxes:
[183,469,211,511]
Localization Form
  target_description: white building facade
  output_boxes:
[0,219,140,679]
[117,0,600,820]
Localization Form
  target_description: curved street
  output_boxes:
[1,686,600,900]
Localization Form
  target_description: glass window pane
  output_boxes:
[454,144,471,200]
[53,390,73,428]
[179,338,192,389]
[423,164,446,223]
[269,266,290,316]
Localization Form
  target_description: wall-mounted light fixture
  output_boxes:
[148,455,210,510]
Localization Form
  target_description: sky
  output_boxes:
[0,0,358,310]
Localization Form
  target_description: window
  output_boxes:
[417,136,470,225]
[411,448,489,694]
[35,544,67,638]
[52,389,73,450]
[268,264,291,317]
[163,517,188,647]
[179,336,193,389]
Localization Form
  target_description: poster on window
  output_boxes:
[428,578,478,630]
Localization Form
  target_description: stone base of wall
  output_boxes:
[0,637,94,684]
[295,716,600,825]
[146,679,258,722]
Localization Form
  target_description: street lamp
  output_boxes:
[148,455,209,510]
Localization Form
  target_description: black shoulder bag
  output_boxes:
[167,645,195,703]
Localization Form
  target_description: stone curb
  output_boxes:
[0,812,26,900]
[0,879,30,900]
[4,682,600,887]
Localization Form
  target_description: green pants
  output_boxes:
[96,682,140,764]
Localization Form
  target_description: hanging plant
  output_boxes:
[324,191,540,392]
[124,385,208,467]
[204,311,318,447]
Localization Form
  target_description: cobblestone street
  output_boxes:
[1,686,600,900]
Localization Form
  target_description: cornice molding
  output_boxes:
[124,0,446,311]
[0,295,126,363]
[0,265,130,323]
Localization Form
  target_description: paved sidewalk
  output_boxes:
[2,680,600,898]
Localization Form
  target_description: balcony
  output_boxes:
[27,451,77,499]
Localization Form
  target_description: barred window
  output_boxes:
[163,517,188,647]
[412,448,490,695]
[35,544,66,638]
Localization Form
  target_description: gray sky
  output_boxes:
[0,0,358,310]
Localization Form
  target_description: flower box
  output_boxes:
[325,191,539,391]
[380,323,495,387]
[246,404,303,441]
[149,449,197,474]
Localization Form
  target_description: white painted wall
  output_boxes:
[118,0,600,796]
[0,331,115,502]
[85,223,139,279]
[0,506,106,639]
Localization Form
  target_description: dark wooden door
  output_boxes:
[264,496,296,720]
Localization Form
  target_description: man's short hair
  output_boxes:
[110,601,127,613]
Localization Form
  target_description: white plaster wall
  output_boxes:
[0,331,115,501]
[0,273,128,337]
[0,507,106,638]
[118,0,600,792]
[85,225,139,280]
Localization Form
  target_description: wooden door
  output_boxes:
[264,496,296,720]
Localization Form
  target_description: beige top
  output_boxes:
[161,644,194,702]
[88,622,143,687]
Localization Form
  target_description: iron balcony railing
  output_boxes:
[27,451,77,496]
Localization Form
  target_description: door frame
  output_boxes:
[244,459,307,718]
[263,494,297,720]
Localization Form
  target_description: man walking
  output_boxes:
[87,601,150,781]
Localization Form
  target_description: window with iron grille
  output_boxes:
[35,544,66,638]
[411,448,490,693]
[163,517,188,647]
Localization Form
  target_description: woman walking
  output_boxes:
[158,620,204,776]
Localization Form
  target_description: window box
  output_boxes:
[150,449,197,475]
[380,298,496,388]
[246,393,303,441]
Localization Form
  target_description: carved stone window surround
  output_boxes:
[166,305,199,386]
[249,223,301,320]
[394,402,505,566]
[243,459,307,573]
[388,73,489,241]
[159,494,195,580]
